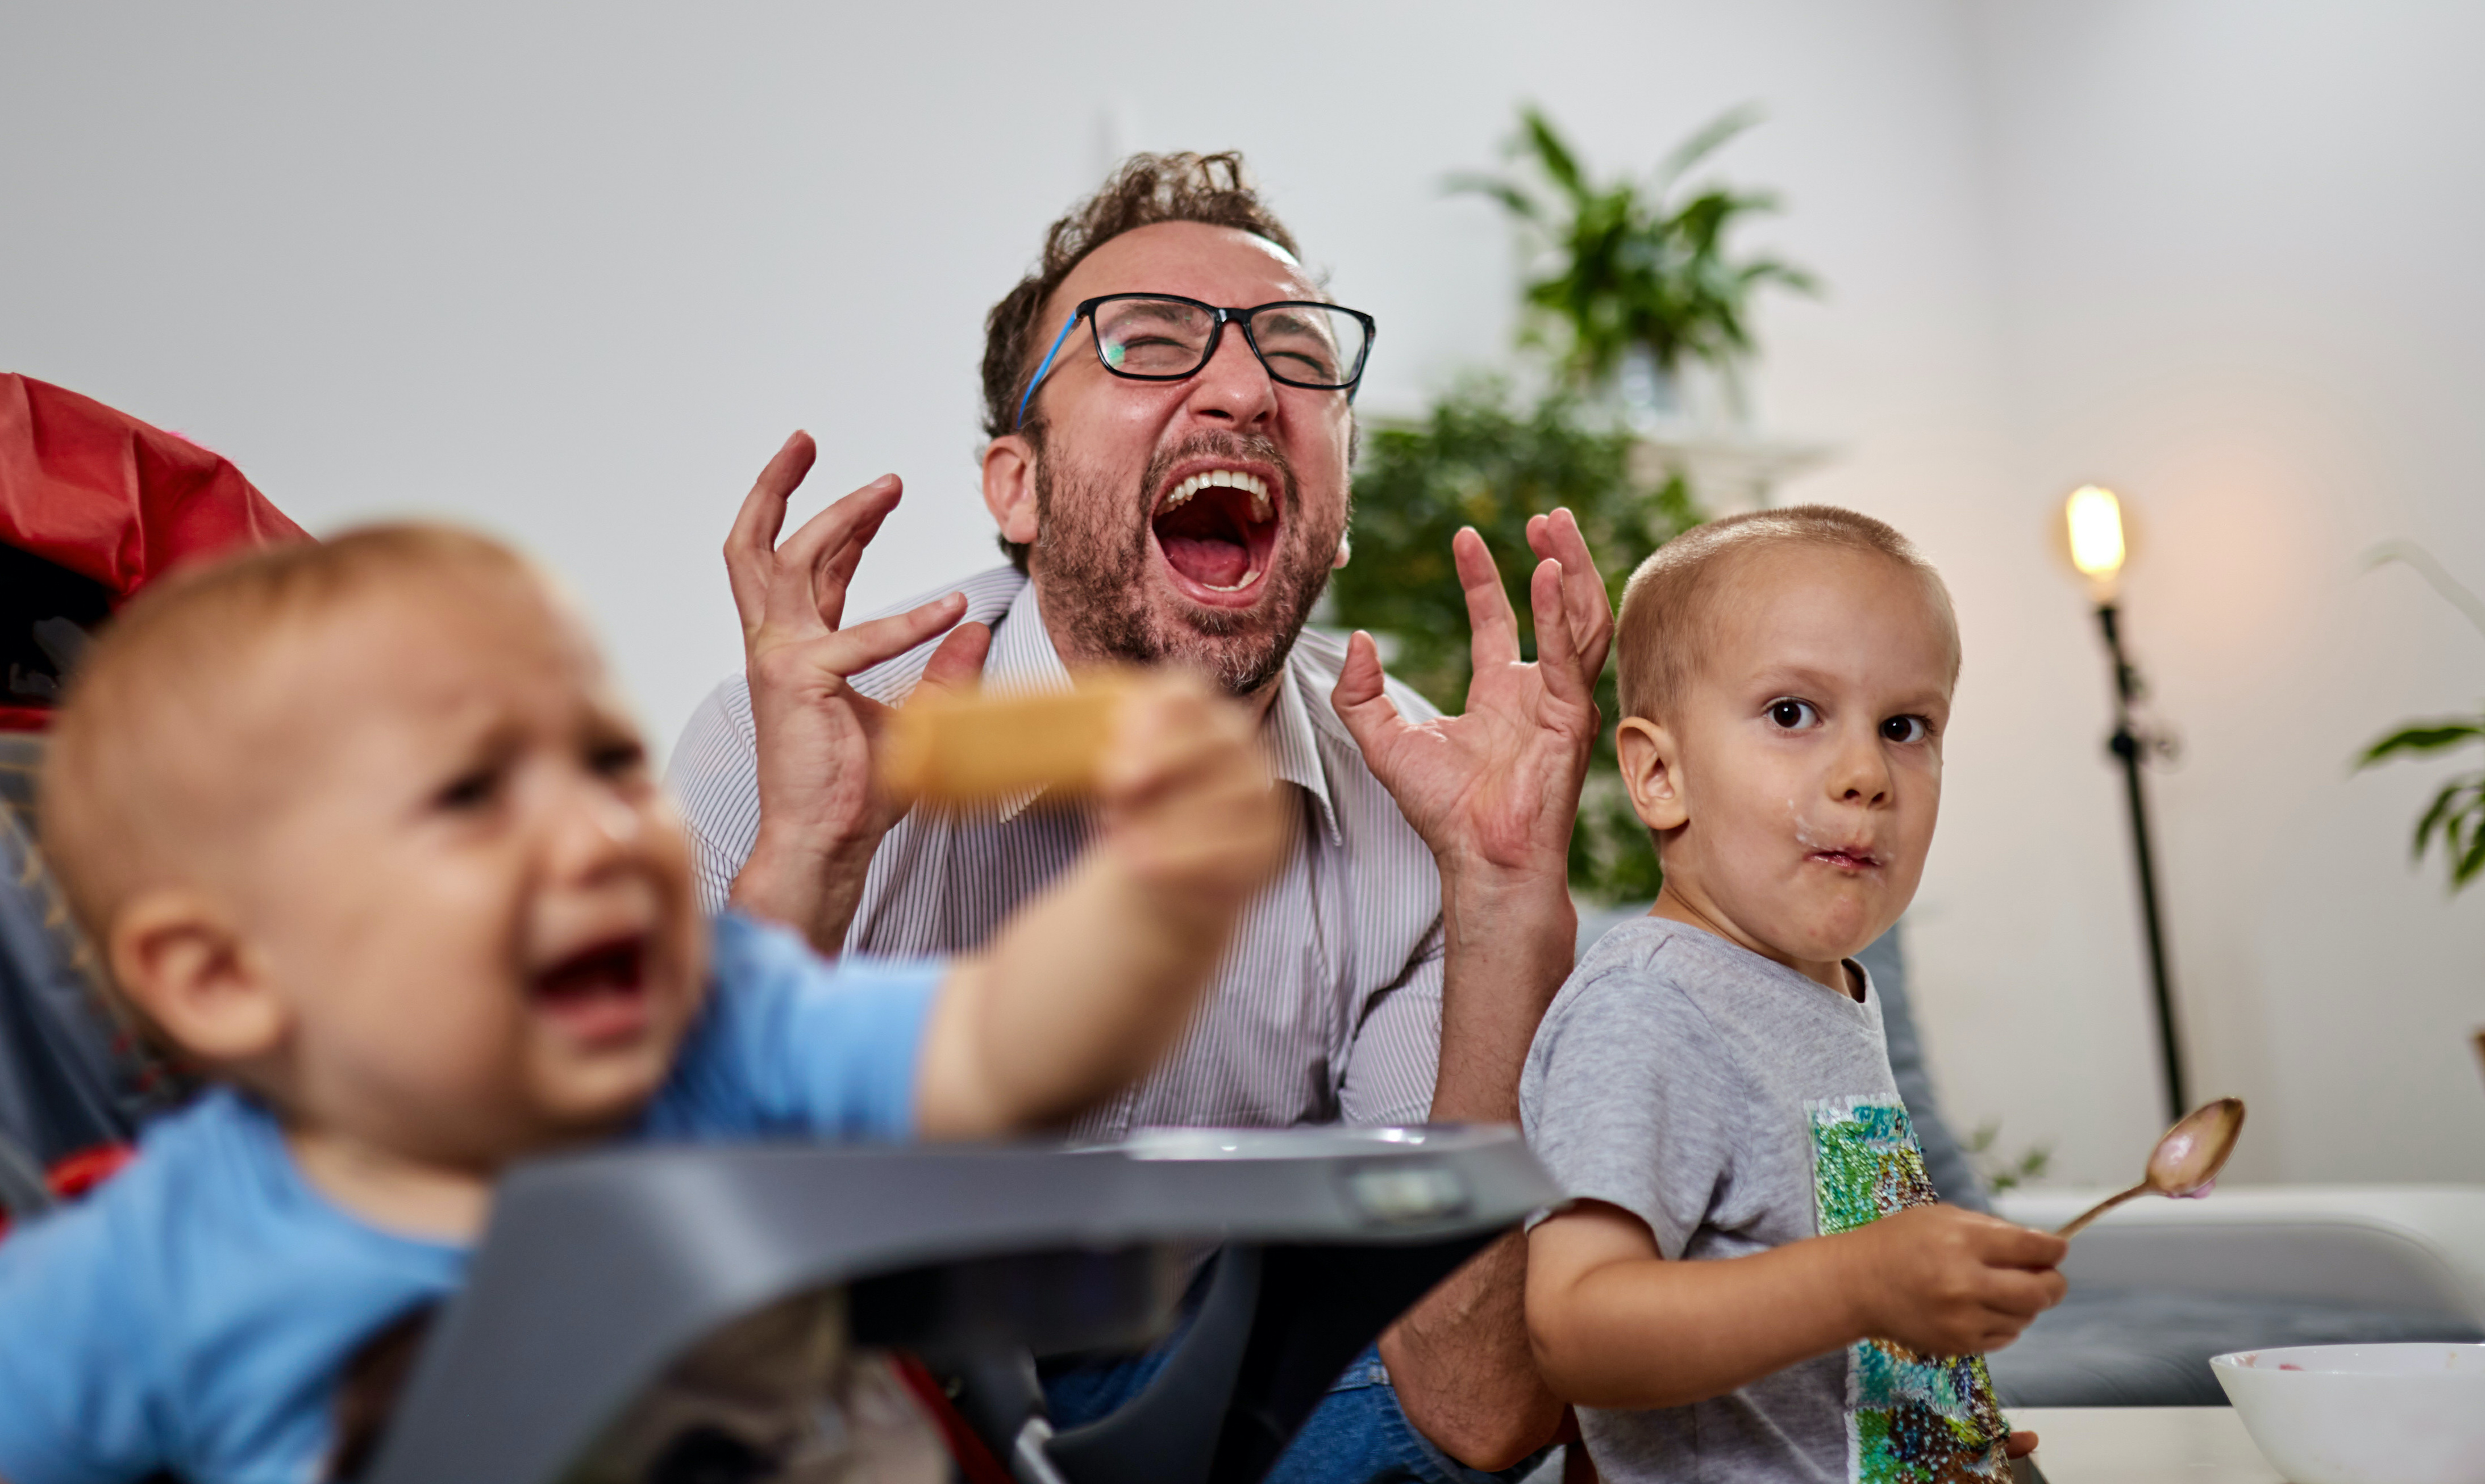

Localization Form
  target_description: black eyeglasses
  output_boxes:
[1015,293,1376,427]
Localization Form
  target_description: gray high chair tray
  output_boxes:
[363,1124,1556,1484]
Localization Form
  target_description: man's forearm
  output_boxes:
[729,826,878,956]
[1377,864,1576,1469]
[1430,866,1576,1122]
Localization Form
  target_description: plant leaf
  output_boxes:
[1517,106,1587,201]
[2412,781,2463,857]
[1460,103,1820,414]
[2358,721,2485,767]
[1652,104,1765,191]
[2363,541,2485,643]
[2454,798,2485,889]
[1445,173,1542,222]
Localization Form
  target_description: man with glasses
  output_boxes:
[669,153,1608,1482]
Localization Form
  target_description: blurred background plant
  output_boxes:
[1963,1120,2054,1194]
[2356,544,2485,894]
[1448,105,1818,420]
[1331,105,1816,902]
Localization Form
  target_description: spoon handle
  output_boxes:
[2055,1182,2150,1239]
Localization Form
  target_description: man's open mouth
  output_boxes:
[530,935,652,1043]
[1150,464,1281,606]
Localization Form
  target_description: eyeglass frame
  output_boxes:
[1013,293,1377,429]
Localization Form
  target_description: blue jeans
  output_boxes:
[1043,1340,1541,1484]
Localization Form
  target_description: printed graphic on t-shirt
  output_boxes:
[1809,1095,2010,1484]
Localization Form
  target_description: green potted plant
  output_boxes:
[1450,105,1818,425]
[2357,545,2485,893]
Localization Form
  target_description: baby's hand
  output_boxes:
[1839,1204,2067,1357]
[1094,672,1287,924]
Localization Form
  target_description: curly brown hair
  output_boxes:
[981,151,1303,571]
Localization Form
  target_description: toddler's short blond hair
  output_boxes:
[1615,505,1959,725]
[41,525,539,951]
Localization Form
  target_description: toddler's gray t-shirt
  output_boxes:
[1518,916,2009,1484]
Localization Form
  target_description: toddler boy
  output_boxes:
[1520,507,2067,1483]
[0,525,1284,1484]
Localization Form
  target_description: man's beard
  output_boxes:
[1029,430,1343,697]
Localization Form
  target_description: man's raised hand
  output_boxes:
[1338,510,1612,1460]
[727,431,989,952]
[1331,508,1613,882]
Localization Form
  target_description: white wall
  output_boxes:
[1920,0,2485,1186]
[4,2,2478,1185]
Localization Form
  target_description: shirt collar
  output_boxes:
[1266,659,1342,846]
[983,576,1077,699]
[986,578,1342,842]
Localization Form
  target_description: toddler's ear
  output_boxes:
[107,889,289,1068]
[1617,717,1689,832]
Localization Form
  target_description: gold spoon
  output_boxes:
[2055,1097,2246,1238]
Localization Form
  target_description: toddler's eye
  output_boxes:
[1882,715,1930,744]
[434,765,501,812]
[1767,699,1820,731]
[588,737,647,779]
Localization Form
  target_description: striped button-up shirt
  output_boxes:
[668,565,1448,1143]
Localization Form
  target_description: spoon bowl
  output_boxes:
[2145,1097,2246,1196]
[2057,1097,2245,1237]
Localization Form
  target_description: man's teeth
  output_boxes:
[1202,568,1263,593]
[1160,469,1273,522]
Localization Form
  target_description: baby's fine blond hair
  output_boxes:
[1615,505,1959,725]
[41,525,539,951]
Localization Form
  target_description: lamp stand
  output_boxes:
[2096,602,2187,1122]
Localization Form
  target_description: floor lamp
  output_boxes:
[2066,485,2188,1123]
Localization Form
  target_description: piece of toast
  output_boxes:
[878,681,1130,804]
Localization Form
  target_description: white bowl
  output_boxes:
[2211,1343,2485,1484]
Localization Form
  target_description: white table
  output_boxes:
[2016,1407,2283,1483]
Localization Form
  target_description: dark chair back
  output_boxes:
[361,1127,1554,1484]
[0,737,160,1170]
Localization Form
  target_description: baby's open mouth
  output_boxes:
[530,935,651,1042]
[1151,465,1280,604]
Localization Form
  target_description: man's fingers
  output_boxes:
[1529,558,1591,710]
[777,473,900,578]
[725,431,818,626]
[918,619,992,698]
[1455,527,1524,671]
[814,496,899,626]
[1535,507,1614,680]
[827,593,969,677]
[1530,505,1597,580]
[1560,510,1616,651]
[729,431,818,556]
[1331,630,1405,752]
[766,475,902,631]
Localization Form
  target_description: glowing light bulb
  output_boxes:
[2066,485,2127,584]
